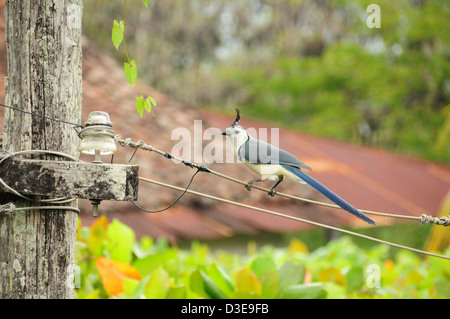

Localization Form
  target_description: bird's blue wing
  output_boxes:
[239,137,312,171]
[282,165,376,225]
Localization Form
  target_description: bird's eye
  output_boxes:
[235,130,239,134]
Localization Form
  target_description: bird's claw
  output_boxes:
[268,190,277,197]
[245,183,253,191]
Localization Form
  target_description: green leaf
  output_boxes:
[144,267,170,299]
[124,60,137,86]
[144,98,152,113]
[142,0,150,8]
[208,264,234,297]
[434,278,450,298]
[166,284,187,299]
[136,96,144,117]
[88,215,109,256]
[189,266,227,299]
[133,249,176,277]
[278,283,326,299]
[323,282,346,299]
[148,96,157,107]
[105,219,135,264]
[129,275,150,299]
[231,267,262,299]
[122,277,141,299]
[200,270,228,299]
[277,260,305,292]
[318,267,347,286]
[132,236,154,259]
[344,266,364,292]
[250,257,277,278]
[260,270,279,298]
[140,236,154,250]
[136,95,155,116]
[189,269,209,298]
[112,19,124,50]
[133,254,160,276]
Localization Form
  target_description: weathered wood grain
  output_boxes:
[0,158,139,201]
[0,0,83,299]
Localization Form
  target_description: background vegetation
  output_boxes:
[76,0,450,299]
[83,0,449,163]
[75,216,450,299]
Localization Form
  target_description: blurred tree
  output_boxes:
[83,0,449,162]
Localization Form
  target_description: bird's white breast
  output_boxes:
[243,161,303,182]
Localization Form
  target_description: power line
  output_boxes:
[1,134,446,259]
[131,168,201,213]
[0,103,83,130]
[114,135,449,227]
[138,175,450,260]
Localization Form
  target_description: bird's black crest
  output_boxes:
[232,108,240,126]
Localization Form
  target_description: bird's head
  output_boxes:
[222,108,248,147]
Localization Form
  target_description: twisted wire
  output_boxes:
[139,175,450,260]
[114,135,448,226]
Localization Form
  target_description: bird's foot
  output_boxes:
[245,182,254,191]
[268,189,277,197]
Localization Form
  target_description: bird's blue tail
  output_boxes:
[283,165,376,225]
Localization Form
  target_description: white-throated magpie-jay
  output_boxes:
[222,109,376,225]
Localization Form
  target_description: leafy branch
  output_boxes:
[112,0,156,117]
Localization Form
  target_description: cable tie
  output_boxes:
[182,160,194,168]
[114,135,449,228]
[0,202,80,214]
[0,202,16,214]
[420,214,450,226]
[196,165,211,173]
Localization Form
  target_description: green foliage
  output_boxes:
[219,34,448,161]
[75,217,450,299]
[111,19,124,50]
[105,219,135,263]
[214,0,449,163]
[84,0,449,162]
[136,95,156,117]
[124,60,137,86]
[110,0,156,117]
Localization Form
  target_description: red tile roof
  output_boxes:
[1,3,449,241]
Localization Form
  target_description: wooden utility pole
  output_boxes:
[0,0,83,298]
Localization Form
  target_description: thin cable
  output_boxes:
[114,135,448,226]
[0,150,79,212]
[131,169,201,213]
[0,103,83,130]
[138,175,450,260]
[1,202,80,214]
